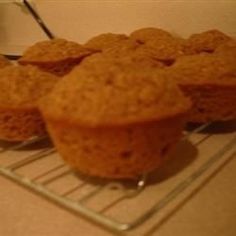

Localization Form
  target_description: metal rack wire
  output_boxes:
[1,123,236,232]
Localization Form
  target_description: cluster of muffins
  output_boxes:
[0,27,235,179]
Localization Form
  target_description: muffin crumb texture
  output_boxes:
[0,109,46,141]
[0,65,58,141]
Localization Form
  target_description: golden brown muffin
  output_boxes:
[102,38,140,54]
[0,65,59,141]
[130,27,174,43]
[39,56,191,179]
[18,38,94,76]
[84,33,129,51]
[130,27,185,64]
[183,29,232,55]
[0,55,11,68]
[167,53,236,123]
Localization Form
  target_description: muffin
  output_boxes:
[39,56,191,179]
[84,33,129,51]
[183,29,232,55]
[0,65,59,141]
[130,27,185,64]
[18,38,94,76]
[167,53,236,123]
[130,27,174,43]
[0,55,11,68]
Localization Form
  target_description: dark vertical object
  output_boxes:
[2,0,55,60]
[23,0,55,39]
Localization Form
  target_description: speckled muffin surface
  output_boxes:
[215,39,236,58]
[169,54,236,84]
[84,33,128,51]
[183,29,232,54]
[130,27,185,63]
[18,38,94,76]
[39,56,191,179]
[101,39,140,55]
[130,27,174,43]
[100,38,179,67]
[0,65,58,141]
[138,38,184,63]
[167,53,236,122]
[87,46,165,70]
[40,56,190,126]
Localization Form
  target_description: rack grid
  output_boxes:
[1,122,236,232]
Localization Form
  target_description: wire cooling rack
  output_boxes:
[0,122,236,232]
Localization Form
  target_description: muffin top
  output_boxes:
[215,39,236,57]
[99,40,165,68]
[40,56,191,127]
[138,38,185,62]
[0,65,59,108]
[167,53,236,84]
[84,51,165,70]
[19,38,93,63]
[184,29,231,54]
[0,55,11,69]
[84,33,129,51]
[130,27,174,43]
[130,27,185,62]
[102,39,140,55]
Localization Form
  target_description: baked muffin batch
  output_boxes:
[0,28,235,179]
